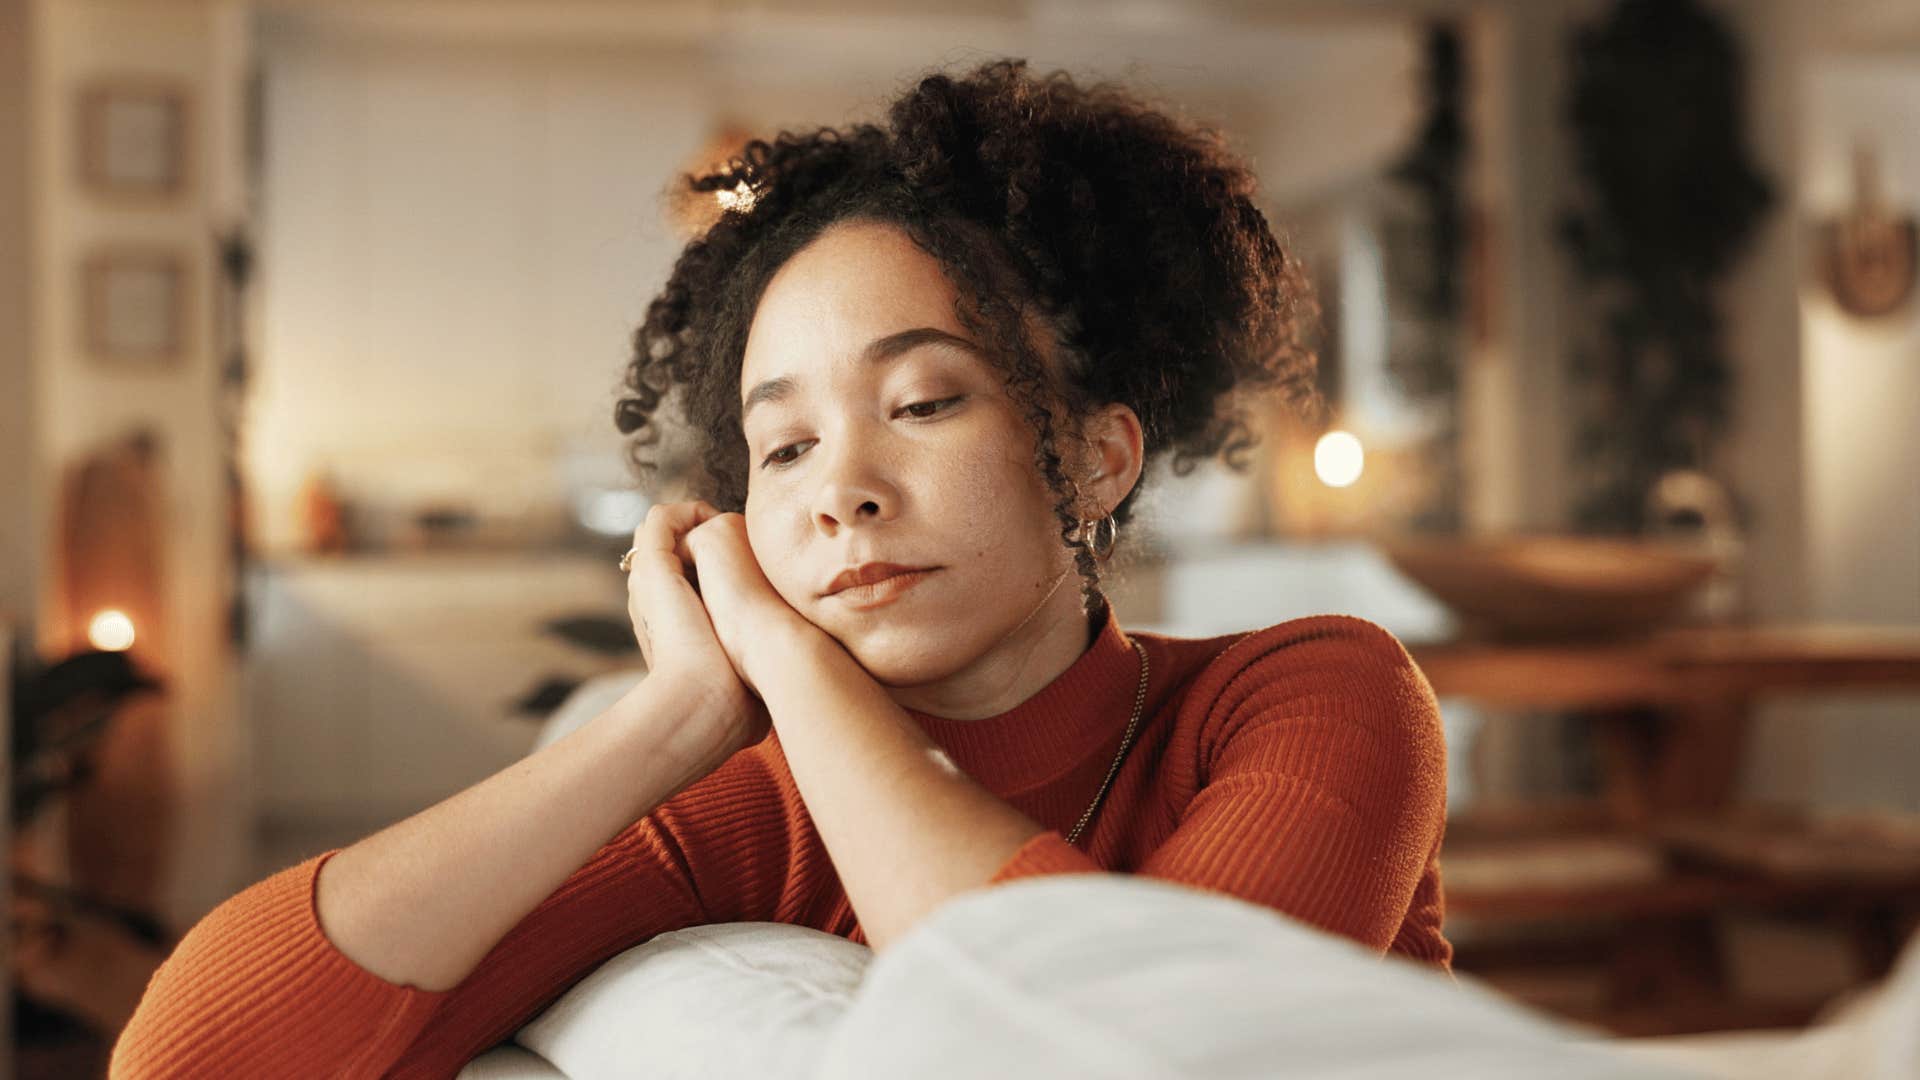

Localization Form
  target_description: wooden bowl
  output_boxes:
[1374,534,1720,640]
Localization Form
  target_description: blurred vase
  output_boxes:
[1644,468,1746,624]
[298,468,350,555]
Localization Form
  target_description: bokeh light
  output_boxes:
[88,608,137,652]
[1313,430,1365,488]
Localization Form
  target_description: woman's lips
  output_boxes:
[826,567,941,610]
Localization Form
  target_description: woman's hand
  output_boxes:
[680,510,825,697]
[624,501,769,756]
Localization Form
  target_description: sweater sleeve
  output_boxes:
[988,615,1448,957]
[111,744,794,1079]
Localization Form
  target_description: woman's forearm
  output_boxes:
[313,673,735,992]
[755,628,1047,953]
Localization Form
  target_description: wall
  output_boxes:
[248,19,713,552]
[0,0,28,1059]
[1716,0,1920,814]
[1,0,36,639]
[1801,56,1920,628]
[27,0,252,925]
[1793,51,1920,811]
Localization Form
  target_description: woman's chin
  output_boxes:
[816,618,974,688]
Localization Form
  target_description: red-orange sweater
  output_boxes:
[113,607,1450,1078]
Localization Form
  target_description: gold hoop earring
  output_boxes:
[1080,514,1118,561]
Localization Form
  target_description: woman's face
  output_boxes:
[739,220,1098,696]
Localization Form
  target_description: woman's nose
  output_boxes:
[810,436,899,534]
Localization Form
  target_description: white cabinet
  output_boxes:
[246,552,637,831]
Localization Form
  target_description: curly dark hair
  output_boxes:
[616,58,1322,613]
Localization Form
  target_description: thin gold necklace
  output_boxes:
[1065,636,1149,848]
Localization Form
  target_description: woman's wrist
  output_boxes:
[746,615,838,702]
[609,670,753,771]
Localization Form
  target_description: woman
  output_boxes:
[113,60,1448,1079]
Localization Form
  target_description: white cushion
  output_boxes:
[508,920,872,1079]
[814,875,1701,1080]
[457,1045,568,1080]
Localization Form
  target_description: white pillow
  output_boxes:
[814,875,1703,1080]
[508,921,872,1080]
[457,1045,568,1080]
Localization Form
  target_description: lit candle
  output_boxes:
[88,608,137,652]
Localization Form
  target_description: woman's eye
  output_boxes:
[896,395,964,420]
[761,440,812,469]
[759,397,963,470]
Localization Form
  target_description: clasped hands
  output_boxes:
[623,500,830,747]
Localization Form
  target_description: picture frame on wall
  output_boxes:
[82,249,188,369]
[78,80,190,201]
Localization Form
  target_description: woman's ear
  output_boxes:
[1077,402,1145,519]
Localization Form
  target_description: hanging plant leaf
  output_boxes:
[1560,0,1774,534]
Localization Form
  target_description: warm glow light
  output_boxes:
[1314,430,1365,488]
[88,609,137,652]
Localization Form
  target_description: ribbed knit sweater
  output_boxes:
[113,606,1451,1078]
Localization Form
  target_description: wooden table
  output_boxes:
[1403,621,1920,1035]
[1407,622,1920,821]
[1407,622,1920,704]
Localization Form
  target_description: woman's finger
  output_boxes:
[625,501,727,669]
[636,500,708,548]
[633,501,719,571]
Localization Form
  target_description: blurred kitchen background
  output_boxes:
[2,0,1917,1074]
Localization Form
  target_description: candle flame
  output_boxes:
[88,609,137,652]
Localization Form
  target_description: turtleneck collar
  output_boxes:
[905,598,1146,794]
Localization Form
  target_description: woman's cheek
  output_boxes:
[745,526,831,631]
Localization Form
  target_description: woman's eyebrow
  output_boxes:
[741,327,982,419]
